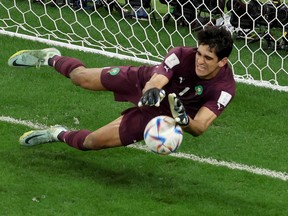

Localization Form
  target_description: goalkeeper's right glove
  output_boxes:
[168,93,190,126]
[138,88,166,107]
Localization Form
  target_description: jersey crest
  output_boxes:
[194,85,203,95]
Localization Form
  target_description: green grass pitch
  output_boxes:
[1,33,288,216]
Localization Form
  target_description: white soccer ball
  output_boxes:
[144,115,183,155]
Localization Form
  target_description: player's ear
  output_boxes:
[218,57,228,68]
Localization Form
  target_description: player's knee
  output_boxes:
[83,131,123,150]
[70,69,89,87]
[83,133,102,150]
[70,68,104,90]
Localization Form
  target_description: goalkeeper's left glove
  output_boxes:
[168,93,190,126]
[138,88,166,107]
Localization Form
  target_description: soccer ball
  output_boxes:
[144,115,183,155]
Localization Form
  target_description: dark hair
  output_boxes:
[197,25,234,60]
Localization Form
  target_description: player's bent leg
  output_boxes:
[19,117,125,150]
[8,48,108,92]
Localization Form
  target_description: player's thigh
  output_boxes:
[119,107,161,145]
[101,66,143,104]
[83,107,163,149]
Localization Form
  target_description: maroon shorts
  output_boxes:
[101,66,144,105]
[101,66,170,145]
[119,107,166,145]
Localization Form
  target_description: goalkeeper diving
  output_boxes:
[7,25,235,151]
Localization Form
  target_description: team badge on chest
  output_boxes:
[195,85,203,95]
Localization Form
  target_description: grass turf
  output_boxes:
[1,34,288,215]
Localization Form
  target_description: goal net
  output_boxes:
[0,0,287,91]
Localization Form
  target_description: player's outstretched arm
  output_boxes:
[168,93,217,137]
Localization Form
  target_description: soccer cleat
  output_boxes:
[8,48,61,68]
[19,125,67,146]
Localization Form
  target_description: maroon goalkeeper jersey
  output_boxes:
[101,46,235,145]
[102,46,235,118]
[142,46,235,117]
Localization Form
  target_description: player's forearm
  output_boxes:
[143,73,169,93]
[183,107,217,137]
[182,117,207,137]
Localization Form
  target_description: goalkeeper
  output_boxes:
[8,25,235,151]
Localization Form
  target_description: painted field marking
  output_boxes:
[1,115,288,181]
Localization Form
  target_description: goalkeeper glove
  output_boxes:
[168,93,190,126]
[138,88,166,107]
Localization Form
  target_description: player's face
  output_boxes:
[195,44,227,79]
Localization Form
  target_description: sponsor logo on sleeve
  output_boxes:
[217,91,232,110]
[164,53,180,70]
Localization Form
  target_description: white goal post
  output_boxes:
[0,0,287,91]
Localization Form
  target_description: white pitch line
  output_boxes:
[128,144,288,181]
[0,116,47,129]
[1,115,288,181]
